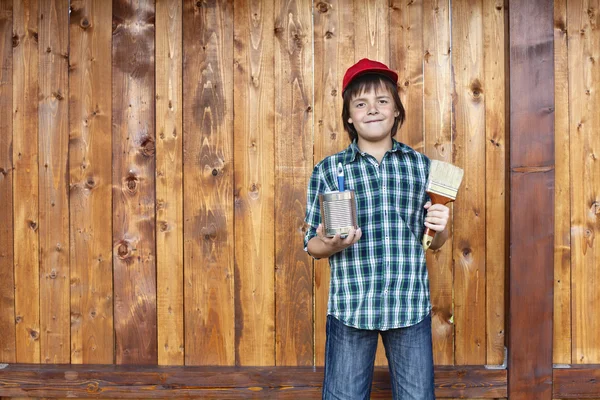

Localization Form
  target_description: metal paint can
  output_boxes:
[318,190,358,238]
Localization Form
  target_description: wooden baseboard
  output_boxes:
[0,363,506,398]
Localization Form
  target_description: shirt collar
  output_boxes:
[343,138,410,164]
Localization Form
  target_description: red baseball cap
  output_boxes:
[342,58,398,95]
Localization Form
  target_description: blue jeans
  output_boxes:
[322,313,435,400]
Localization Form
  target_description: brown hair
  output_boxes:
[342,74,405,143]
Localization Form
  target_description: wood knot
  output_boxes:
[32,32,38,42]
[212,168,219,176]
[330,132,337,140]
[331,89,337,96]
[117,241,130,259]
[85,176,96,189]
[29,329,39,340]
[80,18,90,29]
[306,106,312,112]
[274,26,284,35]
[462,248,472,258]
[159,221,168,232]
[12,34,19,48]
[196,0,202,7]
[28,220,38,231]
[53,91,64,101]
[316,2,329,13]
[49,269,57,279]
[15,315,22,323]
[325,31,334,39]
[46,46,51,53]
[125,175,138,193]
[141,137,155,156]
[90,310,97,318]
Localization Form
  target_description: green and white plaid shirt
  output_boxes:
[304,139,431,330]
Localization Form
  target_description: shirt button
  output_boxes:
[384,290,388,295]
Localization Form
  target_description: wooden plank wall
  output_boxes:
[0,0,593,382]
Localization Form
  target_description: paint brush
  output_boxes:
[337,162,345,192]
[422,160,464,251]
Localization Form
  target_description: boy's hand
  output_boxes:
[316,223,362,254]
[424,201,449,232]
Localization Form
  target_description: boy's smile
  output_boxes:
[347,87,399,147]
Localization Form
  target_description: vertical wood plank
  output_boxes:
[569,0,600,364]
[553,0,572,365]
[13,0,40,364]
[38,0,70,364]
[274,0,314,366]
[353,0,388,63]
[0,0,15,364]
[68,0,114,365]
[233,0,275,366]
[483,0,506,366]
[451,0,486,365]
[112,0,157,365]
[183,0,234,366]
[423,0,454,366]
[312,0,354,366]
[156,0,183,366]
[390,0,424,152]
[508,0,554,397]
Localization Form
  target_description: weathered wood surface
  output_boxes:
[68,0,114,365]
[553,0,572,365]
[508,0,554,398]
[183,0,234,366]
[483,0,506,366]
[312,0,354,367]
[0,0,15,364]
[12,0,40,364]
[274,0,314,366]
[0,364,507,398]
[451,0,487,365]
[569,0,600,365]
[553,365,600,398]
[423,0,454,366]
[233,0,275,366]
[111,0,157,365]
[156,0,183,366]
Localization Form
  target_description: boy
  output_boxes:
[304,59,450,400]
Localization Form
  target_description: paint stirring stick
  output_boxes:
[337,162,344,192]
[422,160,464,251]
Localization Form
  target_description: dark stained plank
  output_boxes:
[423,0,454,366]
[156,0,183,366]
[554,365,600,398]
[112,0,157,365]
[12,0,40,364]
[508,0,554,398]
[68,0,114,365]
[312,0,355,367]
[233,0,275,366]
[183,0,234,366]
[273,0,313,366]
[0,0,15,364]
[0,364,507,398]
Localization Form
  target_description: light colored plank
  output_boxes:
[68,0,114,365]
[183,0,234,366]
[451,0,487,365]
[312,0,355,367]
[391,0,424,152]
[353,0,388,63]
[233,0,275,366]
[13,0,40,364]
[423,0,454,366]
[0,0,15,364]
[156,0,183,366]
[483,0,506,366]
[112,0,157,365]
[274,0,314,366]
[553,0,572,365]
[569,0,600,364]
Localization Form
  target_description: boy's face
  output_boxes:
[347,85,399,145]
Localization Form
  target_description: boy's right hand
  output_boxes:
[315,223,362,254]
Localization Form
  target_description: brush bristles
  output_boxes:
[426,160,464,200]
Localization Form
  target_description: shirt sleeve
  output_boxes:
[304,162,327,252]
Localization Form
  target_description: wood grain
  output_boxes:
[183,0,234,366]
[233,0,275,366]
[553,0,572,365]
[312,0,354,366]
[353,0,388,63]
[508,0,554,397]
[451,0,487,365]
[569,0,600,365]
[156,0,183,366]
[12,0,40,364]
[274,0,313,366]
[483,0,506,366]
[112,0,157,365]
[68,0,114,365]
[0,0,15,364]
[423,0,454,366]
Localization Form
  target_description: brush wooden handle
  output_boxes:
[422,192,454,251]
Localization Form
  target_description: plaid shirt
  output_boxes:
[304,139,431,330]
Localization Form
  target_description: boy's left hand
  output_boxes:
[423,201,449,232]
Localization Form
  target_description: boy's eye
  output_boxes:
[355,102,365,108]
[379,99,389,104]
